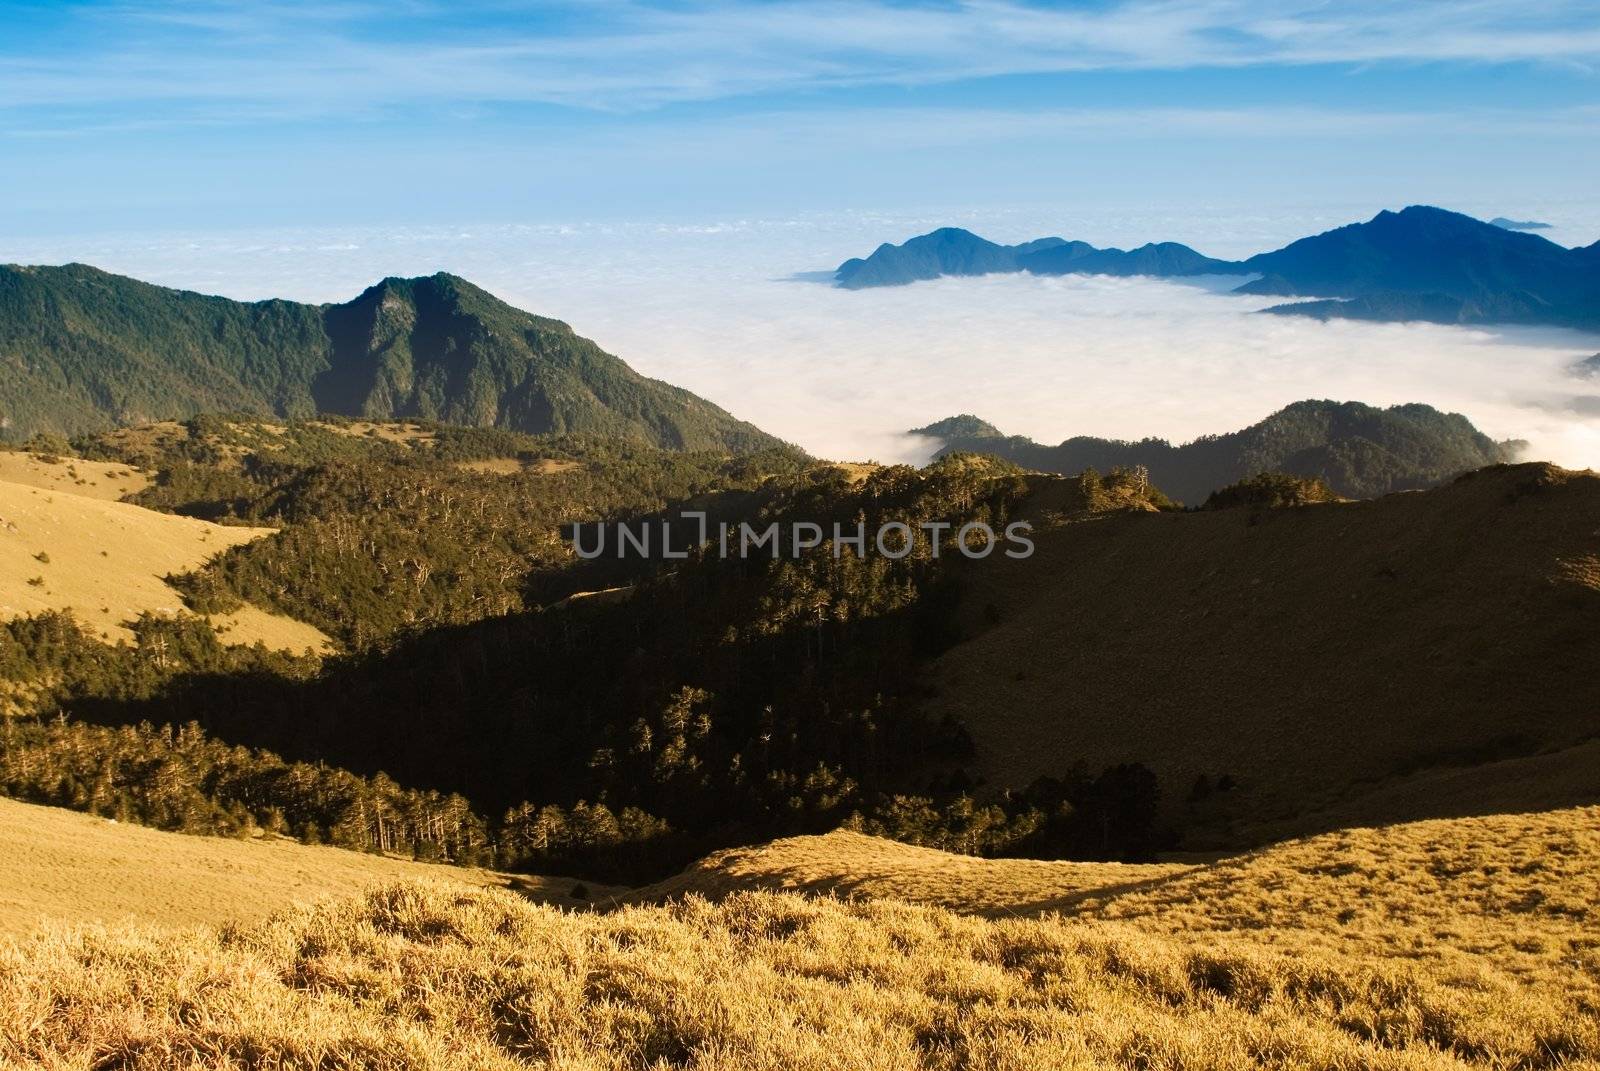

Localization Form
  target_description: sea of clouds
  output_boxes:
[8,203,1599,468]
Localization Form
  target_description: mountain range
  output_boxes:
[912,399,1518,504]
[833,228,1234,289]
[0,264,780,450]
[836,206,1600,330]
[1490,216,1552,231]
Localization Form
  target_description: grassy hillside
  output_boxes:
[927,462,1600,842]
[2,803,1595,1069]
[0,796,608,937]
[0,451,148,499]
[636,807,1600,986]
[918,400,1515,504]
[0,264,781,452]
[0,463,328,651]
[632,829,1190,916]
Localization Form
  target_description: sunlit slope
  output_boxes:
[928,462,1600,836]
[633,806,1600,988]
[0,796,605,937]
[0,472,329,651]
[1070,804,1600,985]
[633,829,1190,916]
[0,451,148,500]
[5,805,1597,1069]
[638,806,1600,989]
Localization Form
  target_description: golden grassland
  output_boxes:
[0,469,330,652]
[309,419,437,445]
[0,452,149,500]
[1,800,1596,1069]
[639,810,1600,988]
[455,457,585,477]
[929,463,1600,839]
[0,797,613,938]
[632,829,1193,916]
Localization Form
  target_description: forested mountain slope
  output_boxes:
[0,264,779,451]
[915,400,1515,504]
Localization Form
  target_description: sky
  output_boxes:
[2,1,1599,471]
[2,0,1599,232]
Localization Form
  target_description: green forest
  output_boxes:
[1,419,1178,881]
[0,265,781,451]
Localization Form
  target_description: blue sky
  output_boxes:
[2,0,1599,233]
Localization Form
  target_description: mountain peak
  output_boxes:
[835,227,1016,288]
[832,207,1598,329]
[911,414,1003,441]
[0,263,783,451]
[919,400,1508,504]
[1245,205,1594,327]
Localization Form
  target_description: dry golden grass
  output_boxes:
[0,477,329,652]
[309,419,436,445]
[1065,806,1600,989]
[0,878,1590,1068]
[2,802,1597,1068]
[634,810,1600,988]
[455,457,584,477]
[633,829,1191,916]
[0,796,610,938]
[0,452,148,500]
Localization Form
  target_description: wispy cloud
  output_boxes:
[2,0,1597,120]
[618,102,1600,156]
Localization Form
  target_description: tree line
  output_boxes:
[3,426,1175,879]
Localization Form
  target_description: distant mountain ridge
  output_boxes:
[914,400,1518,504]
[1243,207,1599,328]
[0,264,781,451]
[836,207,1600,330]
[1490,217,1552,231]
[834,227,1233,289]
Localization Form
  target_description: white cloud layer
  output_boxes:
[5,207,1598,471]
